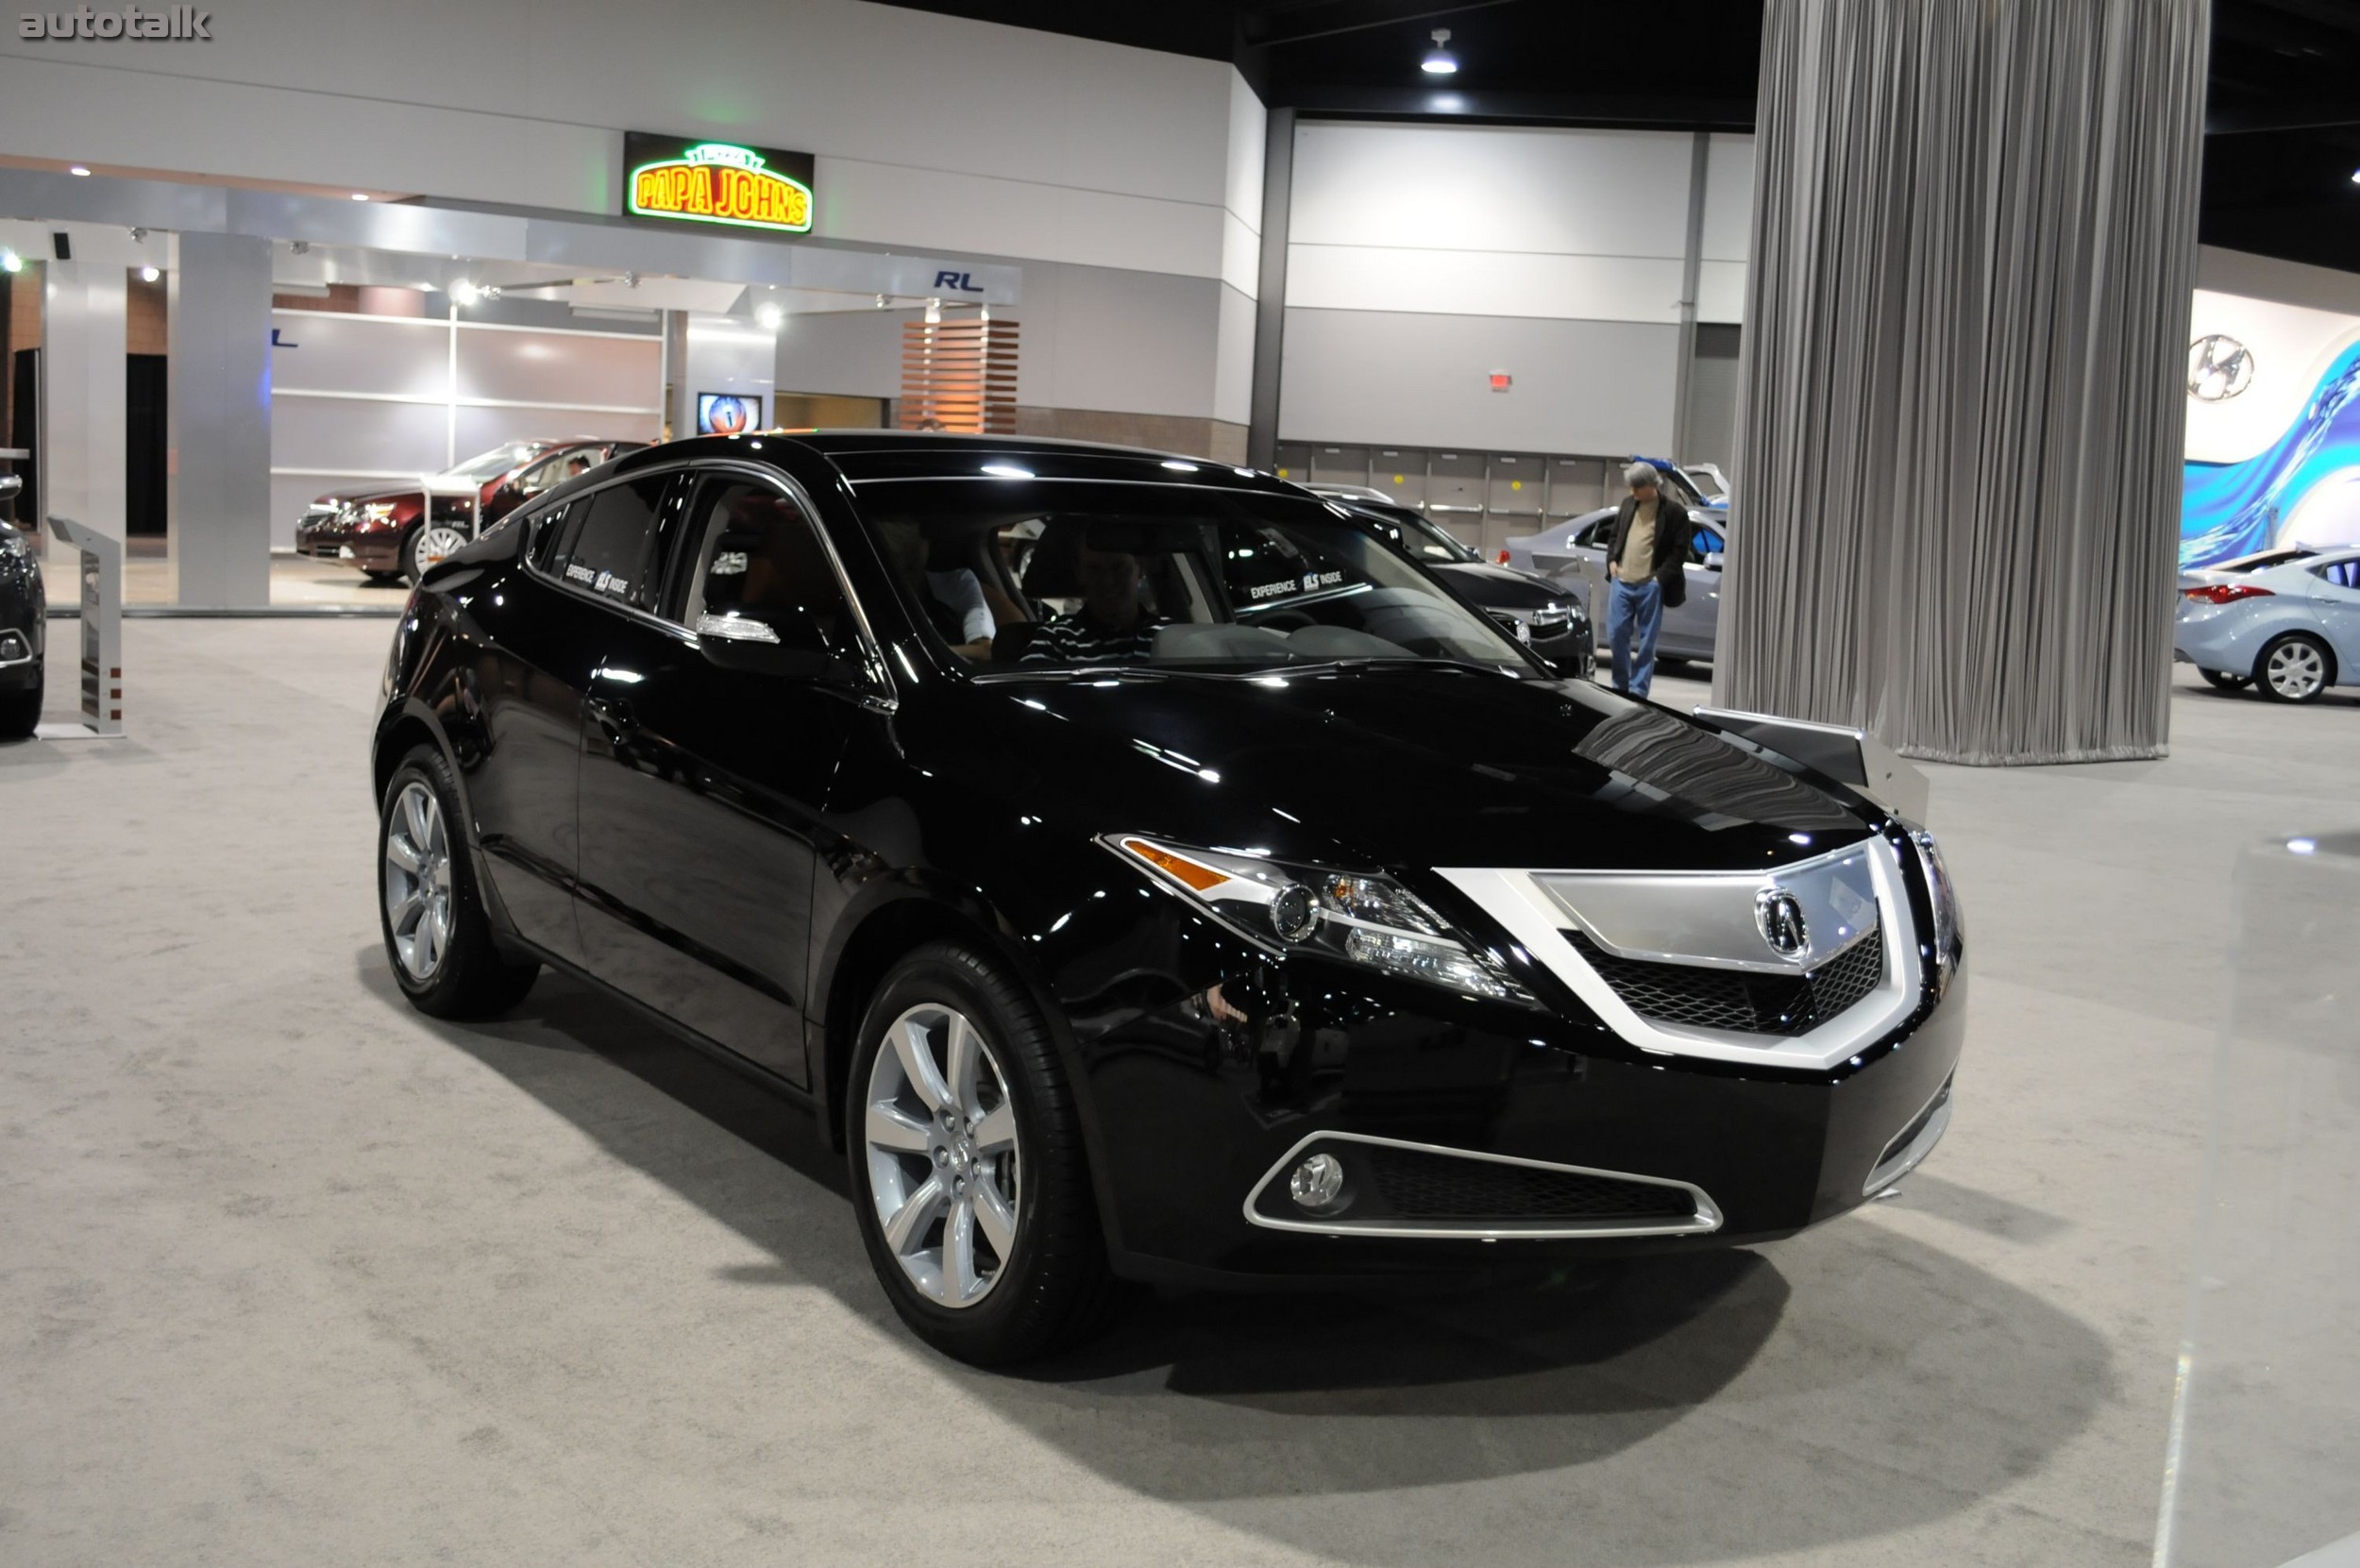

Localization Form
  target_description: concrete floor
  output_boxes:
[3,624,2355,1567]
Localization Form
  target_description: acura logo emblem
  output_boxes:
[1755,887,1808,958]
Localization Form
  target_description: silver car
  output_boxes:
[1504,495,1729,664]
[2174,547,2360,702]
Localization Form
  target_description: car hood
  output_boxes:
[1431,561,1578,610]
[944,666,1870,875]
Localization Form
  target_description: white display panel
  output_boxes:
[455,329,662,412]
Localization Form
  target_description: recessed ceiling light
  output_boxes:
[754,301,784,329]
[68,165,92,177]
[1421,28,1457,74]
[140,264,160,282]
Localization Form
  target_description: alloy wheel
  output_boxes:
[383,781,454,981]
[2265,639,2327,700]
[863,1003,1022,1309]
[413,525,468,577]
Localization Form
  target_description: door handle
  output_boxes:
[587,694,636,735]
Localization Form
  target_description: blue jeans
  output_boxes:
[1606,576,1663,698]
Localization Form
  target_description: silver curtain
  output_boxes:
[1712,0,2211,764]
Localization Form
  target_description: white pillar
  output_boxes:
[41,258,127,545]
[168,231,271,608]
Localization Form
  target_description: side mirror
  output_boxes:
[0,475,21,499]
[1703,550,1726,571]
[696,608,858,683]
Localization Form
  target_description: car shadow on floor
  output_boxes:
[373,954,2120,1565]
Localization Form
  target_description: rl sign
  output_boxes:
[623,132,817,235]
[932,270,985,294]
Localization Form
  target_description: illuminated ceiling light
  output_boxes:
[350,193,369,201]
[1421,28,1457,75]
[68,164,92,177]
[0,250,19,274]
[754,300,784,329]
[449,279,481,305]
[139,264,160,282]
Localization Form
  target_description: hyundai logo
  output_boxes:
[2188,334,2253,402]
[1754,887,1809,958]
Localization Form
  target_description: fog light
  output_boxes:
[1289,1152,1348,1214]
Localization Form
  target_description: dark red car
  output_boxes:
[294,438,647,583]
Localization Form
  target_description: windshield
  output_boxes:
[437,444,543,483]
[850,479,1537,678]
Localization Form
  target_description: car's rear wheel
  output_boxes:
[2198,667,2251,692]
[846,940,1119,1365]
[403,524,468,585]
[378,746,539,1018]
[2253,633,2334,703]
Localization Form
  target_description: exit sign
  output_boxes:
[1489,370,1511,392]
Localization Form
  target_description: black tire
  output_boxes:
[2197,667,2250,692]
[362,570,406,588]
[0,665,39,740]
[844,939,1120,1365]
[2252,632,2335,704]
[377,744,539,1019]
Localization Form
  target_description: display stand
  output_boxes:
[1692,705,1929,823]
[37,514,124,740]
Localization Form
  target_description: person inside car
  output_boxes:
[1019,543,1165,664]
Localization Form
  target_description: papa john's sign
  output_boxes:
[623,133,815,235]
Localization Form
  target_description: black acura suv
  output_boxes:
[372,432,1965,1365]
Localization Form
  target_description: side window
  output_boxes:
[528,499,576,572]
[521,449,598,497]
[1691,524,1725,563]
[679,478,852,653]
[1575,517,1614,549]
[2314,558,2360,591]
[551,474,676,610]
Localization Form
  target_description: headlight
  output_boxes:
[1104,835,1533,1003]
[1910,828,1963,986]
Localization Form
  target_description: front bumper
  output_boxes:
[1060,901,1965,1285]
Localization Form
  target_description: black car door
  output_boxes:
[464,490,647,966]
[572,466,868,1087]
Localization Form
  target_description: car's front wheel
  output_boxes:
[2254,632,2335,703]
[2198,666,2251,692]
[378,746,539,1018]
[846,940,1119,1365]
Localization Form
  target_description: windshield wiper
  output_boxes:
[1277,656,1532,680]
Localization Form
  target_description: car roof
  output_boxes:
[605,430,1311,499]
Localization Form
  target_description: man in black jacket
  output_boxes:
[1602,462,1690,699]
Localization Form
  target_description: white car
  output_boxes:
[2174,547,2360,701]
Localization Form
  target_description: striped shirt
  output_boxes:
[1020,610,1164,666]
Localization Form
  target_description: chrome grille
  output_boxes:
[1567,923,1884,1037]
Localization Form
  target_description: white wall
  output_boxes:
[774,262,1253,427]
[0,0,1262,288]
[1277,121,1753,453]
[267,306,662,547]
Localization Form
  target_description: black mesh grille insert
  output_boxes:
[1568,924,1884,1037]
[1362,1144,1696,1222]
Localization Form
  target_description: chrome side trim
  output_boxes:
[1240,1129,1724,1241]
[1863,1078,1955,1196]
